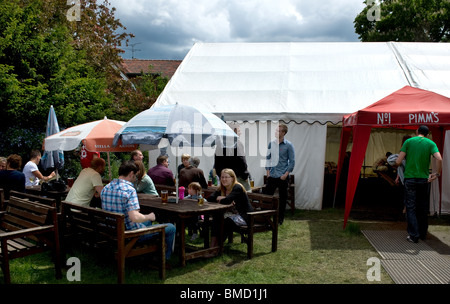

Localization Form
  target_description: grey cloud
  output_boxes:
[110,0,365,59]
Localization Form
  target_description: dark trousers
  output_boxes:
[404,178,429,241]
[263,176,288,223]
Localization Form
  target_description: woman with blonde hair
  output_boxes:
[207,168,254,247]
[134,160,158,196]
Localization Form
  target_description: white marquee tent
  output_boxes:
[149,42,450,213]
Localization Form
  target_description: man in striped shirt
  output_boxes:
[101,161,176,259]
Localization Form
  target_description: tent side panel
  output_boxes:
[343,126,372,228]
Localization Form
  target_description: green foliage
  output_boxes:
[0,127,44,163]
[354,0,450,42]
[0,0,168,177]
[0,0,115,131]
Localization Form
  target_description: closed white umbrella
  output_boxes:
[41,105,64,178]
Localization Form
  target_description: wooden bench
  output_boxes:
[8,190,57,208]
[60,201,167,283]
[253,175,295,214]
[373,170,398,187]
[228,192,279,259]
[0,195,62,284]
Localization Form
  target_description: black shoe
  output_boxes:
[406,235,418,243]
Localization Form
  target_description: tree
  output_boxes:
[0,0,134,167]
[354,0,450,42]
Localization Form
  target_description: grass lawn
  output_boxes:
[2,207,449,286]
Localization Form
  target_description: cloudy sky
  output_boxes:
[107,0,368,60]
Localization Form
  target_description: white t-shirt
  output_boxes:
[65,167,103,207]
[23,161,40,186]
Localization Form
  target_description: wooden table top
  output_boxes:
[26,185,70,195]
[138,193,231,216]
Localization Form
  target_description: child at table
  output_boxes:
[186,182,202,199]
[186,182,202,240]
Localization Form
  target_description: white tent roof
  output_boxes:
[154,42,450,124]
[152,42,450,212]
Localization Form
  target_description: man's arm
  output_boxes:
[128,209,155,223]
[265,142,272,177]
[428,151,443,182]
[280,142,295,180]
[94,185,103,197]
[32,170,56,181]
[395,151,406,167]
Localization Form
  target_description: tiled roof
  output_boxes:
[119,59,182,78]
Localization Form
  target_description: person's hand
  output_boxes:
[280,172,289,180]
[428,173,440,183]
[216,196,226,202]
[147,212,156,222]
[49,171,56,178]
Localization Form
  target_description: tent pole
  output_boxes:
[175,148,179,203]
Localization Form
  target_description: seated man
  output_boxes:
[23,150,55,186]
[65,158,106,207]
[101,161,176,260]
[179,157,208,189]
[147,155,175,186]
[0,154,26,199]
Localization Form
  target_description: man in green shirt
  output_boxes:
[396,125,442,243]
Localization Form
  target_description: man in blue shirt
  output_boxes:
[101,161,176,260]
[264,124,295,225]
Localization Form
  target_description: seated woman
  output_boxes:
[207,168,254,247]
[134,160,158,196]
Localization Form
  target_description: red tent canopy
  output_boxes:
[335,86,450,228]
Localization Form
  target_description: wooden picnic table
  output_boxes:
[138,193,232,267]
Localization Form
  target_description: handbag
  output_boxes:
[41,179,66,193]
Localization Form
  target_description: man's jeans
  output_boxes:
[263,176,288,223]
[404,178,429,241]
[139,222,176,260]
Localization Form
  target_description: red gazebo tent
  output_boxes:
[335,86,450,228]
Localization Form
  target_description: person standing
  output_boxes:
[214,124,251,191]
[23,150,55,186]
[101,161,176,260]
[395,125,442,243]
[65,158,106,207]
[263,124,295,225]
[80,144,100,169]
